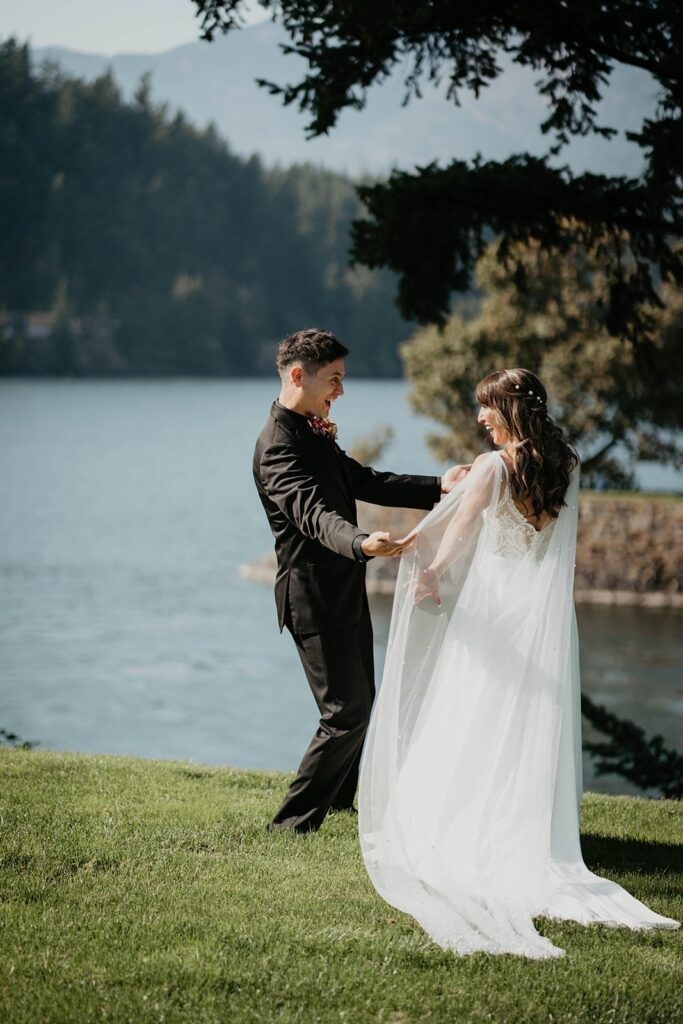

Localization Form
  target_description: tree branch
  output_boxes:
[580,437,620,472]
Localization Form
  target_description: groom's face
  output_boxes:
[297,358,346,419]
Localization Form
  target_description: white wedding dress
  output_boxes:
[358,451,678,959]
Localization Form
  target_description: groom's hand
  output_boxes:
[361,531,406,558]
[441,463,471,494]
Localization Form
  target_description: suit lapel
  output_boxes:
[270,402,355,514]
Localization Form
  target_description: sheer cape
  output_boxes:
[359,451,678,959]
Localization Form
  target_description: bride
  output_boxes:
[358,367,678,959]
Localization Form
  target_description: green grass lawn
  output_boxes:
[1,750,681,1024]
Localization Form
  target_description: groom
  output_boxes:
[253,328,464,833]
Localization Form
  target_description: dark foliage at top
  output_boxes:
[194,0,682,342]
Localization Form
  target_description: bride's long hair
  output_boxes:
[475,368,578,519]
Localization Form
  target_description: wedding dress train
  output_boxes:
[358,452,678,958]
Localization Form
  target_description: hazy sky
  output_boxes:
[0,0,267,55]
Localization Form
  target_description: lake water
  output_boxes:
[2,379,682,796]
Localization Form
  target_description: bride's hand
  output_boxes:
[395,528,419,550]
[413,567,441,606]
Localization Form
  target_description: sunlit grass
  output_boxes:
[1,750,681,1024]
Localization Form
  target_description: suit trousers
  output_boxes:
[270,610,376,832]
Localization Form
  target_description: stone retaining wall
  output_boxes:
[242,494,683,606]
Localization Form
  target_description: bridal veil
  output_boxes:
[358,451,678,959]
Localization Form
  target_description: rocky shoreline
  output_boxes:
[241,493,683,607]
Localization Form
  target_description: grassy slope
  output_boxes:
[1,750,681,1024]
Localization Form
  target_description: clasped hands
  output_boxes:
[361,541,442,606]
[360,463,470,561]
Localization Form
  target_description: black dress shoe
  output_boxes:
[266,821,318,834]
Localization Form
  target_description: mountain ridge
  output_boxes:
[31,21,655,178]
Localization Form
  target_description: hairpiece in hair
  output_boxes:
[511,386,544,403]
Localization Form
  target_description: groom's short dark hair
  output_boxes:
[276,328,349,375]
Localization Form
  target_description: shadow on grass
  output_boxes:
[581,833,683,874]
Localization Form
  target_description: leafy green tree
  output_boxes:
[194,0,682,342]
[402,235,683,485]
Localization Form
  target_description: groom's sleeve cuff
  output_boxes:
[352,533,373,563]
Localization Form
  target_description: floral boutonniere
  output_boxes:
[307,415,338,442]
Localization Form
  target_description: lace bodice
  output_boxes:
[485,487,555,560]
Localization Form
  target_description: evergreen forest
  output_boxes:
[0,40,410,377]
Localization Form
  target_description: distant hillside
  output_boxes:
[33,21,655,178]
[0,40,411,378]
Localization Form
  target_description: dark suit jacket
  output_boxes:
[253,401,441,634]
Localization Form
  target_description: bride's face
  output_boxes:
[478,405,511,446]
